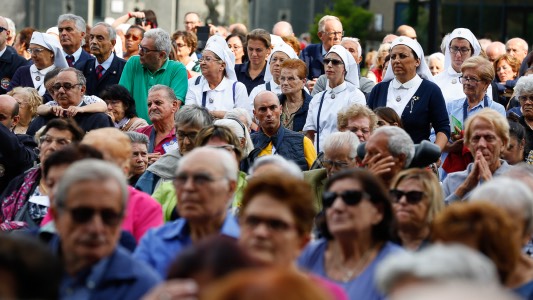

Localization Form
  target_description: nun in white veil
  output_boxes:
[185,35,250,119]
[367,37,450,150]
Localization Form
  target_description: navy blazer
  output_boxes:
[71,49,92,71]
[0,46,30,94]
[83,54,126,97]
[300,43,324,80]
[8,65,54,103]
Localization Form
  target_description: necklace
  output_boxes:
[329,244,376,282]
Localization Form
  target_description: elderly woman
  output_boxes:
[278,58,312,132]
[171,30,200,75]
[7,87,42,134]
[427,52,445,76]
[298,168,402,300]
[304,45,366,152]
[494,54,520,107]
[124,131,149,186]
[185,35,249,120]
[123,25,144,60]
[235,29,272,94]
[226,33,246,65]
[337,104,378,142]
[99,84,148,131]
[367,43,390,84]
[510,76,533,157]
[9,32,68,103]
[470,177,533,299]
[216,118,254,158]
[367,37,450,150]
[434,28,494,103]
[441,56,506,177]
[389,169,444,251]
[374,107,403,128]
[248,42,298,101]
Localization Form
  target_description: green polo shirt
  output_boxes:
[119,56,188,122]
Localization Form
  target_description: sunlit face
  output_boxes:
[342,116,372,142]
[279,68,305,96]
[506,40,528,62]
[147,89,178,124]
[318,20,343,50]
[496,59,517,82]
[449,38,472,72]
[28,44,54,70]
[130,143,148,176]
[324,52,345,84]
[227,36,244,62]
[341,40,360,62]
[362,133,406,182]
[269,51,290,82]
[392,178,429,229]
[467,118,505,169]
[125,27,143,54]
[139,37,163,70]
[175,36,192,61]
[39,128,74,163]
[390,45,419,82]
[45,164,70,206]
[89,24,114,60]
[199,50,224,78]
[323,145,357,178]
[461,68,490,102]
[253,93,282,134]
[54,70,85,108]
[184,13,201,32]
[176,124,202,155]
[247,39,270,67]
[58,20,85,52]
[105,99,126,123]
[428,57,444,76]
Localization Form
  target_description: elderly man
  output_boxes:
[49,160,161,298]
[272,21,294,37]
[506,37,529,64]
[135,85,179,162]
[249,91,316,171]
[26,68,113,136]
[300,15,343,84]
[133,147,240,277]
[442,108,512,203]
[81,128,163,241]
[119,28,187,122]
[0,16,30,95]
[58,14,92,70]
[362,126,415,187]
[83,22,126,96]
[184,12,202,33]
[486,41,506,63]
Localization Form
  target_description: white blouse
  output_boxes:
[386,75,423,117]
[185,76,250,115]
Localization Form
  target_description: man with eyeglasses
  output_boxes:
[0,16,30,95]
[300,15,343,90]
[134,147,240,277]
[57,14,92,71]
[82,22,126,97]
[49,159,161,298]
[119,28,187,123]
[26,68,113,136]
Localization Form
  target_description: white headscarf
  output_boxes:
[30,32,68,69]
[264,42,298,82]
[204,35,237,81]
[382,37,434,82]
[270,34,285,48]
[214,118,254,155]
[443,28,481,71]
[326,45,360,88]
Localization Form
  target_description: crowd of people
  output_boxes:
[1,7,533,300]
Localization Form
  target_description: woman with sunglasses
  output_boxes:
[123,25,145,61]
[367,37,449,152]
[299,168,402,300]
[303,45,366,153]
[389,168,444,251]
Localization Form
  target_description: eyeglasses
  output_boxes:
[39,135,71,146]
[458,76,482,84]
[389,189,425,204]
[449,46,471,55]
[27,48,47,55]
[323,58,344,66]
[65,206,123,226]
[518,95,533,103]
[51,82,82,92]
[322,190,369,208]
[198,56,221,64]
[177,130,198,142]
[322,31,344,37]
[125,34,141,41]
[320,159,352,169]
[241,215,295,232]
[138,45,160,54]
[0,26,7,33]
[173,172,224,186]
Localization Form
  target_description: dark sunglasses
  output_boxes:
[242,215,294,232]
[322,190,368,208]
[125,34,141,41]
[67,207,123,226]
[51,82,82,92]
[323,58,344,66]
[389,189,425,204]
[0,26,6,33]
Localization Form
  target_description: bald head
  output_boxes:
[0,95,19,128]
[229,23,248,35]
[486,42,506,63]
[178,147,238,181]
[272,21,294,37]
[383,34,398,44]
[81,128,132,173]
[506,38,529,63]
[254,90,280,107]
[396,25,417,40]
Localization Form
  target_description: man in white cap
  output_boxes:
[57,14,92,71]
[119,28,188,123]
[0,16,30,95]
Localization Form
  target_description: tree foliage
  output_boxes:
[310,0,374,43]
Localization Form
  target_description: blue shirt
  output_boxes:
[133,214,240,277]
[60,256,109,300]
[298,240,403,300]
[446,95,506,129]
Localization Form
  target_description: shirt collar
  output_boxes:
[95,52,114,70]
[0,46,6,58]
[144,59,169,74]
[161,212,240,240]
[321,44,327,56]
[446,65,461,76]
[326,81,347,94]
[202,77,229,92]
[31,64,56,74]
[392,74,422,89]
[69,47,83,62]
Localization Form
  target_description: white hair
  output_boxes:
[341,37,362,59]
[428,52,445,63]
[371,126,415,167]
[215,118,254,155]
[248,155,303,179]
[324,131,359,159]
[225,108,252,128]
[318,15,341,33]
[514,75,533,97]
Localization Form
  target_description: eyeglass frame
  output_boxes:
[449,46,471,55]
[321,30,344,37]
[322,190,370,208]
[138,45,161,54]
[518,95,533,103]
[39,135,72,146]
[27,48,48,55]
[61,206,124,226]
[51,82,83,92]
[458,76,483,84]
[173,172,227,187]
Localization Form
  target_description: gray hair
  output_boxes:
[144,28,172,58]
[341,37,362,58]
[324,131,359,159]
[125,131,149,146]
[148,84,178,103]
[248,155,303,179]
[318,15,341,33]
[58,67,86,87]
[225,108,252,128]
[5,17,15,37]
[58,14,86,33]
[55,159,128,213]
[215,118,254,155]
[372,126,415,167]
[376,243,499,295]
[506,37,529,52]
[174,104,213,128]
[470,177,533,234]
[93,22,116,41]
[514,75,533,97]
[177,147,238,181]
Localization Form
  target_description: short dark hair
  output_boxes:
[41,118,85,143]
[42,144,104,178]
[99,84,138,118]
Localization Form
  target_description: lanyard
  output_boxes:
[316,91,327,151]
[463,96,489,122]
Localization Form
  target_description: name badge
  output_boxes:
[162,139,178,153]
[29,195,50,207]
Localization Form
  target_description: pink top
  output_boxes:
[311,275,349,300]
[135,125,177,155]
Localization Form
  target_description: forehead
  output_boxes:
[341,40,357,49]
[56,71,77,82]
[366,133,389,151]
[45,128,74,139]
[247,39,267,49]
[323,20,342,31]
[141,37,155,46]
[127,27,143,35]
[227,36,242,44]
[347,116,370,127]
[450,38,471,47]
[255,94,279,107]
[202,50,217,58]
[132,143,148,151]
[397,178,423,190]
[59,20,78,30]
[280,68,298,75]
[148,89,169,101]
[325,144,350,158]
[0,18,7,28]
[329,177,362,191]
[0,99,15,115]
[65,180,123,209]
[391,45,412,54]
[470,118,497,134]
[325,52,341,60]
[185,14,200,21]
[178,153,224,175]
[242,194,295,221]
[91,25,109,37]
[271,51,289,59]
